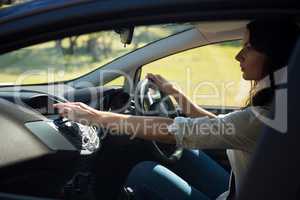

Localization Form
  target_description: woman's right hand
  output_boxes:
[146,73,179,95]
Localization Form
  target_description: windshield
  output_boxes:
[0,23,193,86]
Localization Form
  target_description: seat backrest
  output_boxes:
[237,38,300,200]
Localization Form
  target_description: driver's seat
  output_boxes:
[237,38,300,200]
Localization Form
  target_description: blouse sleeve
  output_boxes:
[167,106,269,152]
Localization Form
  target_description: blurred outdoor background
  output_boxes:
[0,12,249,107]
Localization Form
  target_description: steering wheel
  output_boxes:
[134,79,183,163]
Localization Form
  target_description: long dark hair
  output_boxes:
[244,19,299,107]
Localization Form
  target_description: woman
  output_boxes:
[54,19,299,199]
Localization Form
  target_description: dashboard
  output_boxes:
[0,87,130,154]
[0,91,98,155]
[0,87,131,197]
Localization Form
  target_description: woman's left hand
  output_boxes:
[53,102,103,126]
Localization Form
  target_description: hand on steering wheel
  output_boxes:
[146,73,179,96]
[135,78,183,163]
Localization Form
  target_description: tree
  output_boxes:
[1,0,33,7]
[0,0,15,7]
[86,32,114,61]
[55,36,79,55]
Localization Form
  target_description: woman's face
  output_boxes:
[235,29,268,81]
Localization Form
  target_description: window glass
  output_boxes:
[105,76,125,86]
[141,41,251,107]
[0,0,34,9]
[0,23,192,86]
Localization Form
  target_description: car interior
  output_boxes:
[0,1,299,200]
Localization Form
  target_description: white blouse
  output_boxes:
[167,67,286,199]
[168,106,270,199]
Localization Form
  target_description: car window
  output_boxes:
[0,24,193,86]
[141,41,251,108]
[105,76,125,87]
[0,0,33,8]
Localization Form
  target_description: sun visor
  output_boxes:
[195,21,248,43]
[196,21,249,33]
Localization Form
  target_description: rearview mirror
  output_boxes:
[114,27,134,47]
